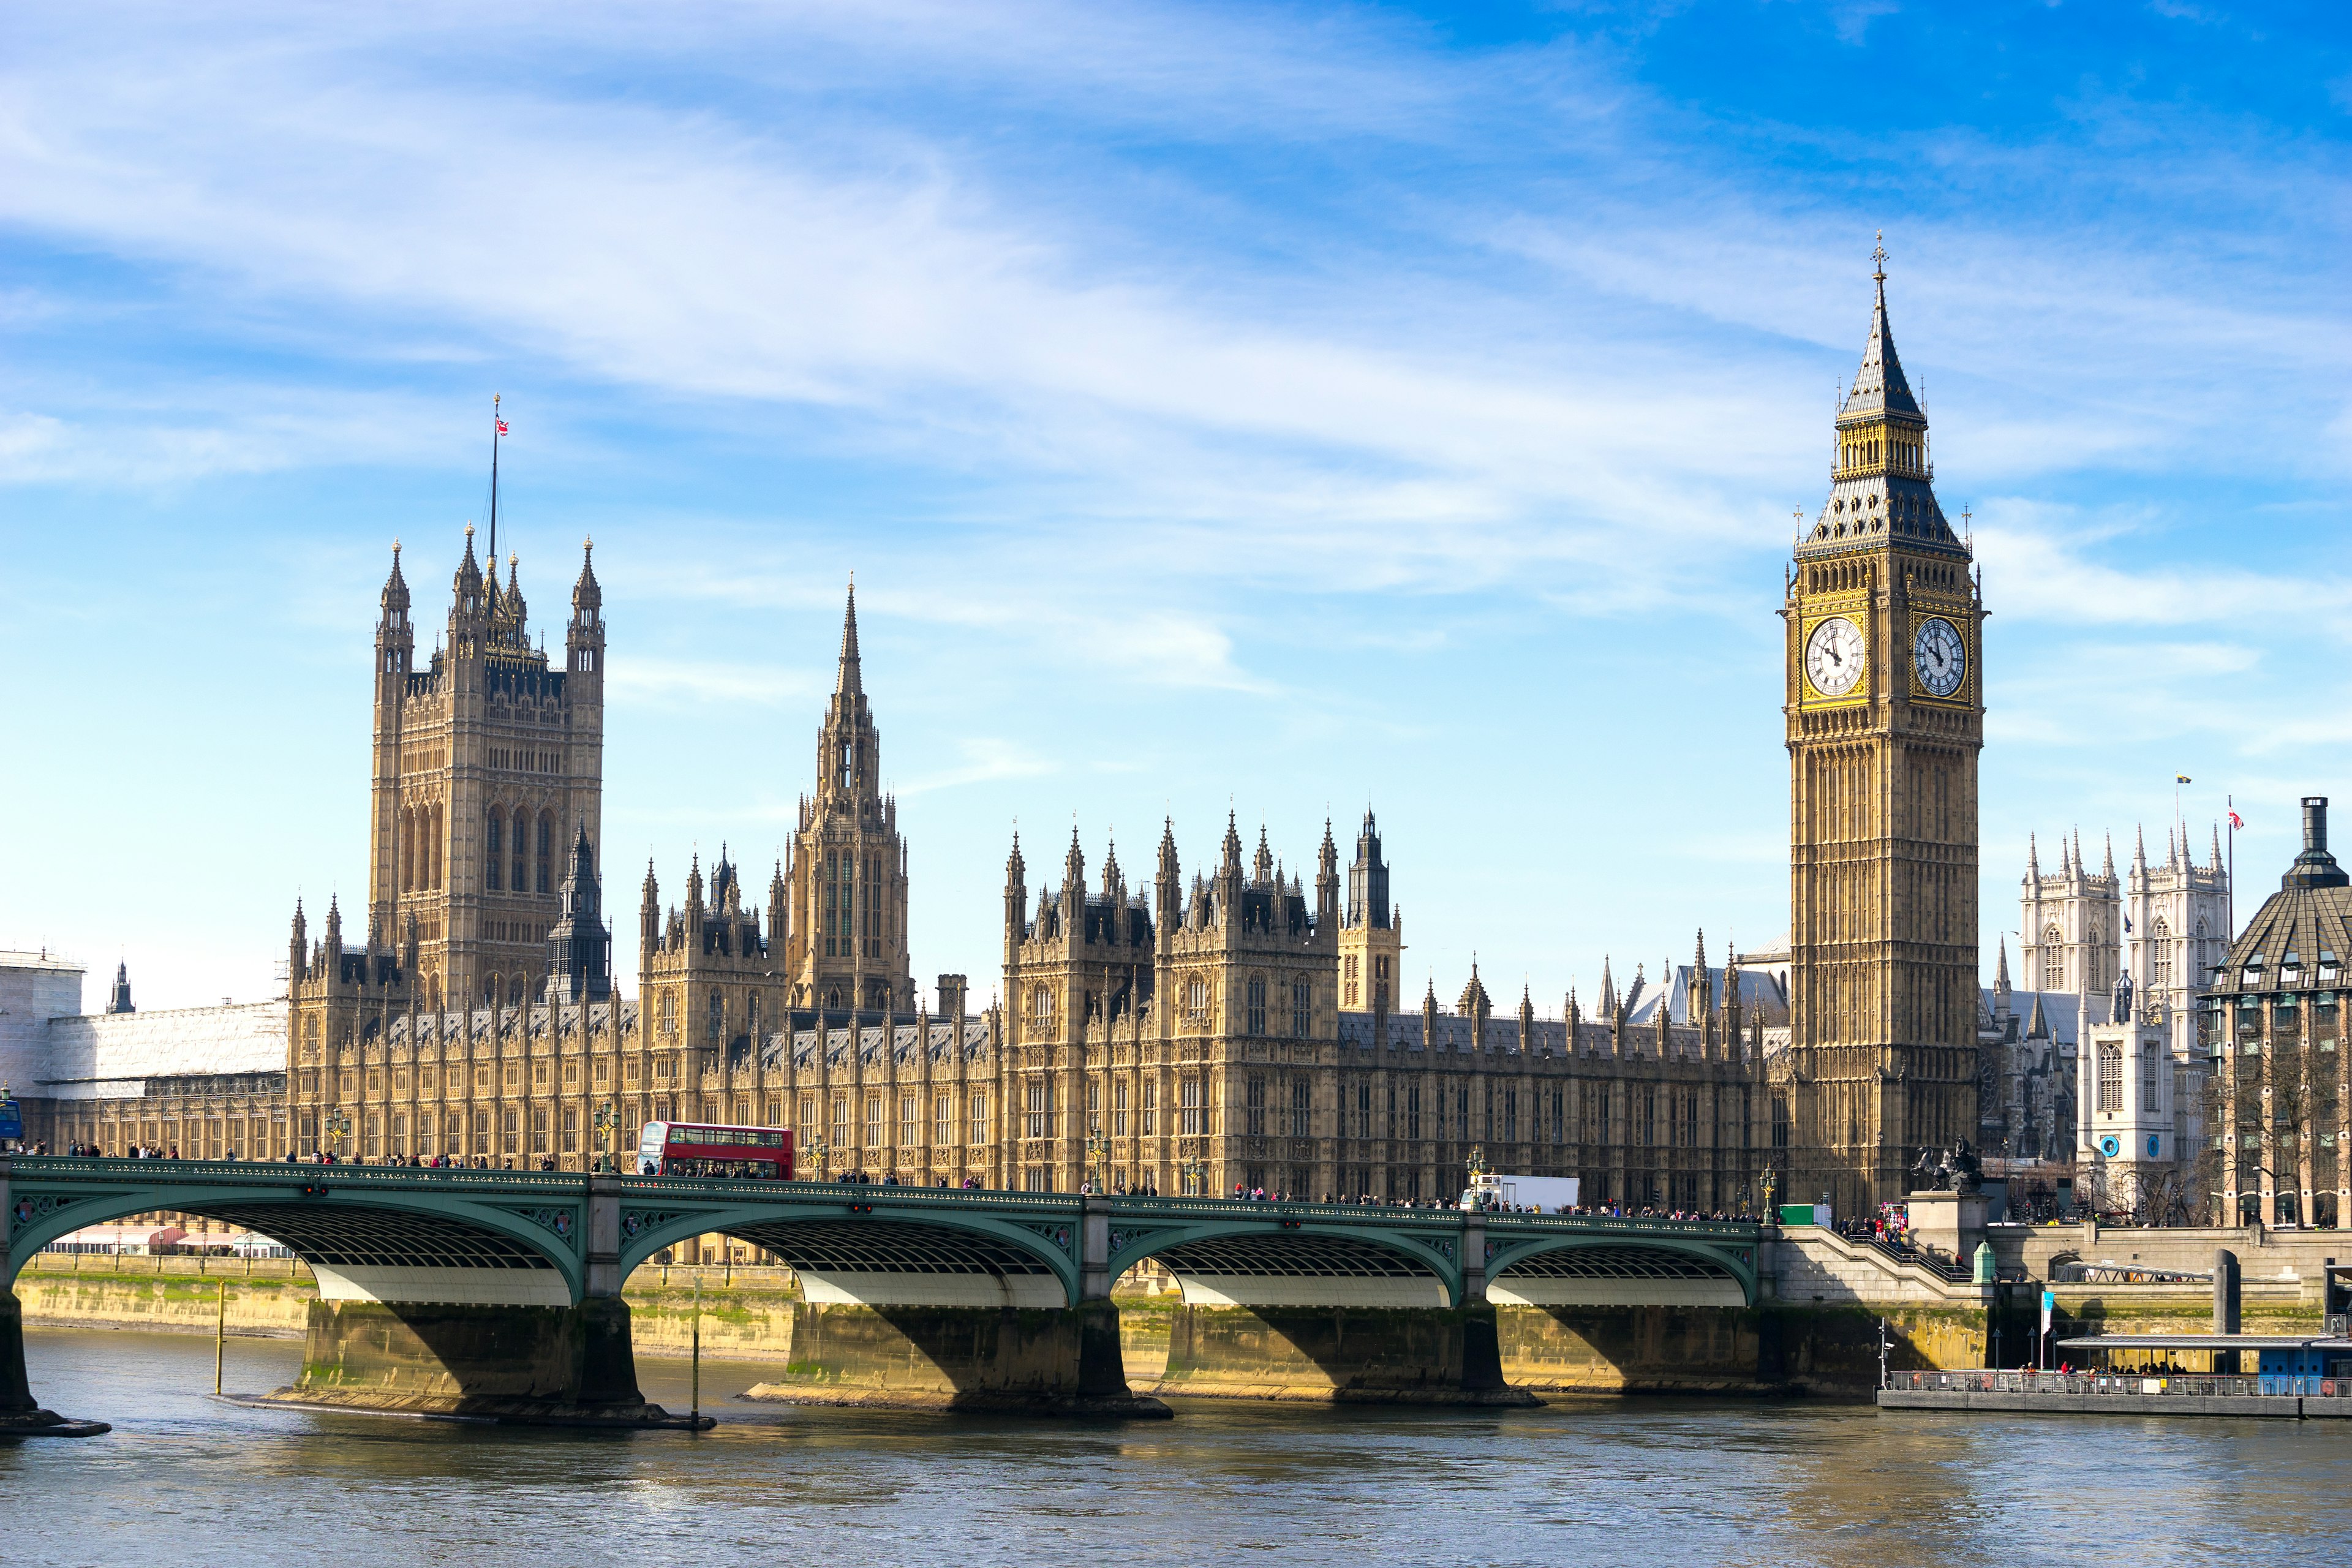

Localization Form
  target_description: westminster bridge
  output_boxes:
[1,1156,1765,1427]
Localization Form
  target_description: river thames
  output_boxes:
[7,1327,2343,1566]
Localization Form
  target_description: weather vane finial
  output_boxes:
[1872,230,1888,280]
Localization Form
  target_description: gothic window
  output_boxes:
[1289,1076,1310,1138]
[1030,985,1055,1031]
[2097,1043,2124,1114]
[1026,1079,1052,1139]
[2151,919,2173,987]
[936,1093,952,1145]
[1245,1074,1267,1136]
[970,1091,990,1144]
[1142,1080,1158,1136]
[1180,1077,1204,1136]
[1114,1079,1129,1137]
[900,1094,919,1145]
[657,990,676,1036]
[1247,976,1267,1036]
[2141,1045,2160,1107]
[486,811,503,889]
[1291,978,1310,1038]
[536,812,554,893]
[2042,927,2064,990]
[1502,1087,1517,1144]
[1406,1082,1421,1141]
[707,990,723,1046]
[1186,977,1209,1021]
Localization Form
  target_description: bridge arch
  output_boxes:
[616,1191,1083,1308]
[6,1162,586,1306]
[1107,1216,1464,1307]
[1483,1232,1757,1308]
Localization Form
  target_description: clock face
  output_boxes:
[1804,616,1866,697]
[1913,616,1966,696]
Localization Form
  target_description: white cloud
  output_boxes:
[1973,510,2351,628]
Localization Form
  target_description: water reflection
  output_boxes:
[5,1329,2340,1567]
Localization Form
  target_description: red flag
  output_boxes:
[2228,810,2244,829]
[496,419,509,435]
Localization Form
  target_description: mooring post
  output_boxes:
[690,1276,702,1424]
[214,1279,227,1395]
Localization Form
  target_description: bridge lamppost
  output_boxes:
[592,1103,618,1173]
[323,1110,352,1161]
[1182,1158,1207,1199]
[1086,1128,1109,1194]
[807,1134,831,1183]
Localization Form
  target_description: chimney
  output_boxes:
[2304,797,2329,854]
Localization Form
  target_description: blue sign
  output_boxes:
[0,1100,22,1140]
[2147,1134,2163,1159]
[2099,1134,2120,1158]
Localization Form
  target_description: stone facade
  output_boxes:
[285,578,1013,1172]
[2205,796,2352,1227]
[363,529,606,1017]
[1000,819,1770,1205]
[1778,255,1986,1215]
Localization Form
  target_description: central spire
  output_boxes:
[1796,239,1959,557]
[1844,235,1920,420]
[835,579,863,699]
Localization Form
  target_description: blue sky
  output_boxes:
[4,1,2347,1014]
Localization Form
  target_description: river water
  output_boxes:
[7,1327,2345,1566]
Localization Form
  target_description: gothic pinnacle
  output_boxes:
[835,579,864,698]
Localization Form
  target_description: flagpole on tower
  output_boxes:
[488,393,502,570]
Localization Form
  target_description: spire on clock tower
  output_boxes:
[1798,238,1959,558]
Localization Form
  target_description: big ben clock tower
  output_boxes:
[1783,244,1984,1215]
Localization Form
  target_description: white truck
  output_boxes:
[1460,1172,1581,1213]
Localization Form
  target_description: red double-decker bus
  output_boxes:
[636,1121,794,1179]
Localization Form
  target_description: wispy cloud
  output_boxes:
[899,737,1059,796]
[1975,509,2352,628]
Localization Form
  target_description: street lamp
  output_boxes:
[1086,1126,1109,1194]
[592,1102,618,1172]
[323,1110,352,1160]
[1182,1158,1206,1198]
[808,1134,831,1182]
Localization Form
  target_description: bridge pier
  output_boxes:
[251,1175,700,1427]
[0,1158,110,1434]
[741,1199,1168,1415]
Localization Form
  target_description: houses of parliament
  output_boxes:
[29,263,1982,1218]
